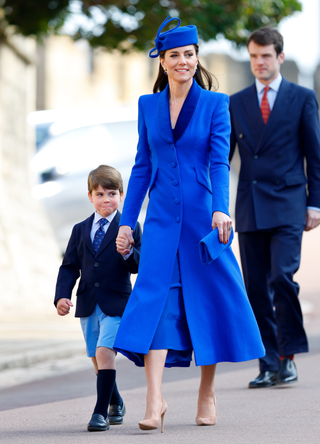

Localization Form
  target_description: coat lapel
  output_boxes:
[242,84,265,139]
[157,80,202,144]
[173,80,202,142]
[82,214,96,256]
[157,84,174,144]
[95,211,121,257]
[257,78,293,153]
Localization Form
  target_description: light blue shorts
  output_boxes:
[80,304,121,357]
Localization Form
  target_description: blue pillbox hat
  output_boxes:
[149,16,198,58]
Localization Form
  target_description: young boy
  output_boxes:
[54,165,142,432]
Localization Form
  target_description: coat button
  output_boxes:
[173,198,179,205]
[170,162,177,168]
[175,216,181,223]
[95,282,100,288]
[94,262,99,267]
[239,133,243,138]
[252,180,257,184]
[254,155,258,159]
[172,180,178,186]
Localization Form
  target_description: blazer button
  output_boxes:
[171,180,178,186]
[95,282,100,288]
[94,262,99,267]
[173,198,180,205]
[252,180,257,184]
[175,216,181,223]
[239,133,243,138]
[254,155,258,159]
[170,162,177,168]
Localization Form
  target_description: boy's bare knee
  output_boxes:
[96,346,116,369]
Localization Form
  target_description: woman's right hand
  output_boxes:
[116,225,135,255]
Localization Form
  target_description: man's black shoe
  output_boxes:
[87,413,110,432]
[109,402,126,425]
[278,358,298,384]
[248,371,278,388]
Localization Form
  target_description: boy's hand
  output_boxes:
[116,234,132,255]
[56,298,73,316]
[116,226,134,255]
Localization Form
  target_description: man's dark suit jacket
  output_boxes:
[229,78,320,232]
[54,210,142,318]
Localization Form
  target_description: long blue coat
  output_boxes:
[114,80,265,367]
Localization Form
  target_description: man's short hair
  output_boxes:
[88,165,123,194]
[247,27,284,56]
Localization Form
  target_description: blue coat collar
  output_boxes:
[157,79,202,144]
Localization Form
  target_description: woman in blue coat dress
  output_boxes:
[115,16,265,432]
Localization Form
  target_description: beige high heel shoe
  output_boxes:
[195,396,217,426]
[139,398,168,433]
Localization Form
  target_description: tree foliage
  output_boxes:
[1,0,302,52]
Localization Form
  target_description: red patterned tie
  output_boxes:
[261,86,270,124]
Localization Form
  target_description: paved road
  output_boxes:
[0,348,320,444]
[0,227,318,443]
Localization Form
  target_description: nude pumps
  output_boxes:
[195,396,217,426]
[139,398,168,433]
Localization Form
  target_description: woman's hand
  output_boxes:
[116,225,135,255]
[212,211,232,244]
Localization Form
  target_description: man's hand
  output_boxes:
[212,211,233,244]
[56,298,73,316]
[305,209,320,231]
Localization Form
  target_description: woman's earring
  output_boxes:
[163,67,168,76]
[194,64,198,75]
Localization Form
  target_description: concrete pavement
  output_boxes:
[0,349,320,444]
[0,229,319,442]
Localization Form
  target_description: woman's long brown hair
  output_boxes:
[152,44,218,93]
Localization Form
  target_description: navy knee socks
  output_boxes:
[110,380,123,406]
[93,369,116,418]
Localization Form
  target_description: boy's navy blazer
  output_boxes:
[54,210,142,317]
[229,78,320,232]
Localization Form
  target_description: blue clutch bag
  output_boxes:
[199,228,234,265]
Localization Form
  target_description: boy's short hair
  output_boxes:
[247,27,284,56]
[88,165,123,194]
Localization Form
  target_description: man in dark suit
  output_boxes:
[229,27,320,388]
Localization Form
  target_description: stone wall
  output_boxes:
[0,35,61,315]
[36,36,156,110]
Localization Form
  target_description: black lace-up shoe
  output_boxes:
[278,358,298,384]
[248,371,278,388]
